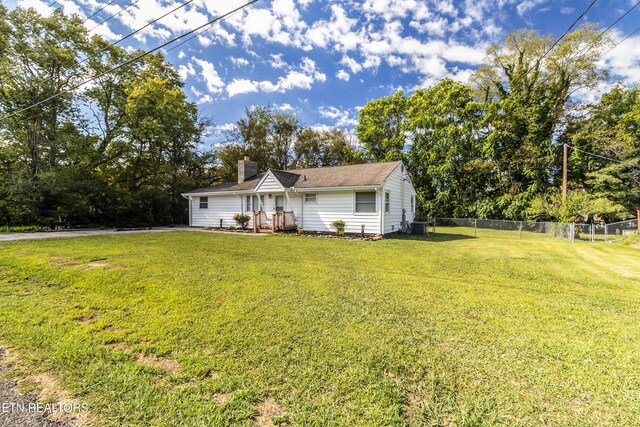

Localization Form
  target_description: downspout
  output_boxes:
[378,187,384,235]
[291,188,303,229]
[233,192,243,212]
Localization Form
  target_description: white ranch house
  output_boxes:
[182,157,417,235]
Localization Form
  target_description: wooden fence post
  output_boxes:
[253,211,257,233]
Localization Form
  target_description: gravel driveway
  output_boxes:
[0,227,188,242]
[0,349,74,427]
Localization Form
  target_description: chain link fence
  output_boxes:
[409,218,639,242]
[603,219,638,242]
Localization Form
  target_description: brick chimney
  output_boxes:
[238,154,257,184]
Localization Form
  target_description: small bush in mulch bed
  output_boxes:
[203,227,255,234]
[293,231,382,241]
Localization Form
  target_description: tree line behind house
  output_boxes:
[0,5,637,228]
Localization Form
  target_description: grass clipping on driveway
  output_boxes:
[0,230,639,426]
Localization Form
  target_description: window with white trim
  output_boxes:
[304,193,317,203]
[199,197,208,209]
[355,191,376,213]
[385,192,390,213]
[275,195,284,211]
[410,195,414,212]
[245,195,264,212]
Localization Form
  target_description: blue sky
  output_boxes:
[6,0,640,142]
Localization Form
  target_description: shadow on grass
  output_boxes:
[387,232,476,242]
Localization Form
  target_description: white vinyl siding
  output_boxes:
[299,190,381,234]
[191,194,241,228]
[382,163,417,234]
[255,172,284,192]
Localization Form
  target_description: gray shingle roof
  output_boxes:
[183,161,401,194]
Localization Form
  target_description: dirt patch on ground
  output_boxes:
[49,256,112,271]
[136,354,180,376]
[0,347,92,427]
[80,262,109,270]
[255,397,288,427]
[105,342,130,351]
[211,392,230,405]
[72,316,96,325]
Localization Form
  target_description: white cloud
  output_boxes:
[178,63,196,81]
[226,57,326,97]
[340,55,363,74]
[270,54,288,69]
[230,56,250,66]
[193,58,225,94]
[517,0,547,16]
[275,103,295,111]
[226,79,259,97]
[319,106,357,127]
[336,70,350,81]
[602,33,640,83]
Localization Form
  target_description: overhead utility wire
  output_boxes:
[5,0,197,107]
[82,0,122,25]
[1,0,258,121]
[568,145,640,168]
[575,0,640,57]
[163,8,244,54]
[601,24,640,56]
[521,0,598,78]
[86,0,141,32]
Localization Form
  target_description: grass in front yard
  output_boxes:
[0,230,639,426]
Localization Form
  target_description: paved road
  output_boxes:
[0,228,189,242]
[0,349,74,427]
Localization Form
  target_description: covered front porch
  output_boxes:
[244,192,297,233]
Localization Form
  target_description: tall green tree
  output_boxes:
[563,84,640,216]
[405,79,495,218]
[472,25,607,218]
[356,90,407,162]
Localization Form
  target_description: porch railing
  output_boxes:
[272,211,297,232]
[252,211,296,232]
[252,211,270,232]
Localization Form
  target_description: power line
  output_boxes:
[82,0,121,25]
[540,0,598,62]
[568,145,640,167]
[86,0,140,33]
[522,0,598,78]
[5,0,199,108]
[575,0,640,58]
[601,24,640,56]
[84,0,200,61]
[1,0,258,121]
[163,8,245,55]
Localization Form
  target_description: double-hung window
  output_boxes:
[355,191,376,213]
[410,195,414,212]
[385,192,390,213]
[275,195,284,211]
[199,197,208,209]
[245,195,264,212]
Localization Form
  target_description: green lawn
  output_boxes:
[0,230,639,426]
